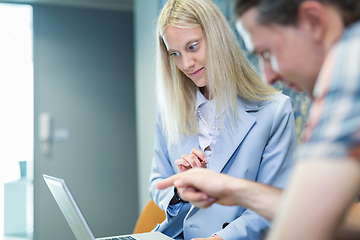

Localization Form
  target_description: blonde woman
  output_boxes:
[149,0,296,239]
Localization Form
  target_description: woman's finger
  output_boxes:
[175,159,191,173]
[190,148,208,162]
[182,154,201,168]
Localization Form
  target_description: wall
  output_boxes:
[134,0,159,211]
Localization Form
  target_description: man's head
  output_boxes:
[234,0,360,96]
[235,0,360,27]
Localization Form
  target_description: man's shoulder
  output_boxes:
[337,19,360,51]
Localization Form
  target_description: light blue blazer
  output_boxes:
[149,94,296,240]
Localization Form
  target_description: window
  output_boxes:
[0,3,33,238]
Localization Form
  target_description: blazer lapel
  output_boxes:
[207,98,258,173]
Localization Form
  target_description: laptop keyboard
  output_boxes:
[104,237,137,240]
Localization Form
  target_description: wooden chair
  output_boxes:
[133,199,166,233]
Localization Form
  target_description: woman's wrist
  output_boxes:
[170,186,188,205]
[174,186,188,203]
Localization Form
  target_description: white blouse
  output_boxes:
[195,90,224,159]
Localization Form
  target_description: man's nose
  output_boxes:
[262,59,280,85]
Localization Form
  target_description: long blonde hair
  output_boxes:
[156,0,278,144]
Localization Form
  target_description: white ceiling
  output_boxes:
[0,0,133,11]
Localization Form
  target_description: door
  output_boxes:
[33,5,138,240]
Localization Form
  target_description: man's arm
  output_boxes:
[157,165,360,236]
[267,159,360,240]
[156,168,282,220]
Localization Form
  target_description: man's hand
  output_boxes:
[157,168,246,208]
[157,168,282,220]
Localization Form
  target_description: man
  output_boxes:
[157,1,360,239]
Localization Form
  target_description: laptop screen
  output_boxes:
[43,174,95,240]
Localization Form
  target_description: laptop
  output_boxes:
[43,174,173,240]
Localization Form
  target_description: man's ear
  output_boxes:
[298,1,327,42]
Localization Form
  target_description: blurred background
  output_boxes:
[0,0,310,240]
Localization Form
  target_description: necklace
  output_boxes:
[197,109,220,130]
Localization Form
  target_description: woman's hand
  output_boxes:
[175,148,208,173]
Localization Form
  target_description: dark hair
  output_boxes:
[234,0,360,26]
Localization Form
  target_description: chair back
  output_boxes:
[133,199,166,233]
